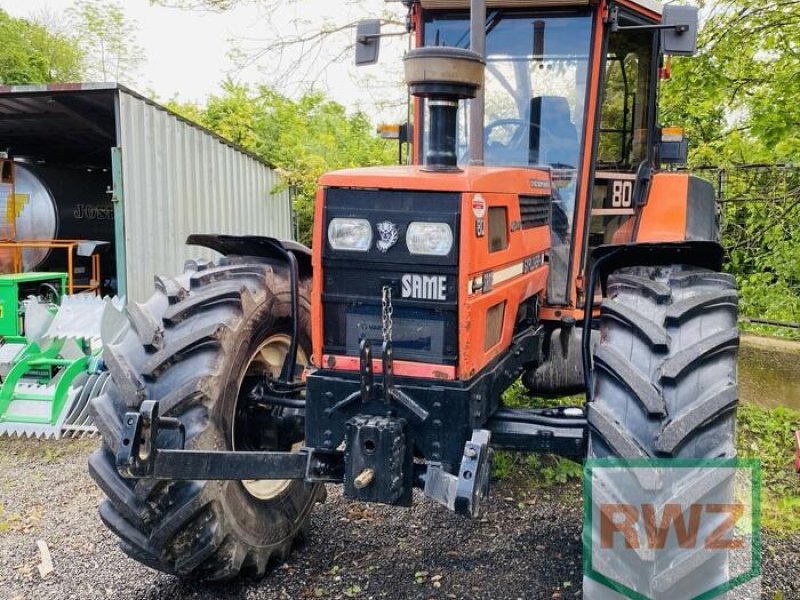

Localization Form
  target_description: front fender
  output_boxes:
[581,240,726,399]
[590,241,725,292]
[637,173,720,243]
[186,234,312,279]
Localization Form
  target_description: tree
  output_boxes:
[166,0,800,321]
[660,0,800,325]
[170,82,396,244]
[661,0,800,163]
[0,9,84,84]
[155,0,408,112]
[67,0,145,84]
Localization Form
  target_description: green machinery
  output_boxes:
[0,272,66,342]
[0,272,121,438]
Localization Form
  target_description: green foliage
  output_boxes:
[737,402,800,533]
[503,379,583,410]
[492,451,583,488]
[67,0,144,84]
[493,382,583,488]
[661,1,800,323]
[171,82,396,244]
[0,9,84,84]
[499,383,800,533]
[740,321,800,342]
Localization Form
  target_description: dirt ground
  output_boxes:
[0,438,797,600]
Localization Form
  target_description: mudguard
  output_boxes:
[582,240,727,398]
[186,234,313,279]
[187,233,309,382]
[590,240,725,292]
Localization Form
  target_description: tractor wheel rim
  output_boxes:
[234,333,308,501]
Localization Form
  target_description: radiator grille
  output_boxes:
[519,195,551,229]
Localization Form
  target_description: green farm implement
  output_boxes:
[0,272,123,438]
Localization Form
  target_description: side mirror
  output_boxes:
[659,127,689,166]
[662,5,699,56]
[355,19,381,66]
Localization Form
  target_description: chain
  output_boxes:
[381,285,394,344]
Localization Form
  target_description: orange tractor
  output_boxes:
[91,0,739,589]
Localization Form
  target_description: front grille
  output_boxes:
[345,305,449,359]
[322,187,461,365]
[519,195,551,229]
[322,267,459,365]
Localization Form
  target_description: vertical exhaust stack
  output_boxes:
[404,47,485,172]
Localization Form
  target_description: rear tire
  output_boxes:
[89,258,323,581]
[583,265,739,598]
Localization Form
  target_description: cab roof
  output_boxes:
[419,0,663,17]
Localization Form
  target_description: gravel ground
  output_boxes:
[0,438,796,600]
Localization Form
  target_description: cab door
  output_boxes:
[588,12,658,257]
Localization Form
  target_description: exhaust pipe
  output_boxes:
[403,0,486,172]
[404,48,485,171]
[404,47,485,172]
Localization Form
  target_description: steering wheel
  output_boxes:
[483,118,557,164]
[484,118,528,149]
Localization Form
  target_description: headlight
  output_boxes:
[406,222,454,256]
[328,218,373,252]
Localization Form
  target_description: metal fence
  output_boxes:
[692,164,800,328]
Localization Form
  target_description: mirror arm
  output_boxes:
[612,23,690,34]
[357,30,408,45]
[607,7,690,35]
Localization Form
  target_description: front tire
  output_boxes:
[89,258,323,581]
[584,265,739,598]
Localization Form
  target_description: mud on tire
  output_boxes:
[89,257,323,581]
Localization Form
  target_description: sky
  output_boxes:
[0,0,409,122]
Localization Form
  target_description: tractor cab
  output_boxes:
[308,0,702,387]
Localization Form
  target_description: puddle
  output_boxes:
[739,335,800,410]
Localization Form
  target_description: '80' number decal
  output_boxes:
[609,180,634,208]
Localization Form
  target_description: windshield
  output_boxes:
[423,11,594,304]
[423,11,592,170]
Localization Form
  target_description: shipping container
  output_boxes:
[0,83,293,302]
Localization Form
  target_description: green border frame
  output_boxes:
[582,458,762,600]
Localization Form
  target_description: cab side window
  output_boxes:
[597,26,655,169]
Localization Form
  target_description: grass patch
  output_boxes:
[737,402,800,534]
[0,503,22,536]
[740,320,800,342]
[0,438,95,462]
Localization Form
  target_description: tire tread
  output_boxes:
[90,261,318,581]
[585,265,739,597]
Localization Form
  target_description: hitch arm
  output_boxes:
[117,401,339,482]
[125,448,310,481]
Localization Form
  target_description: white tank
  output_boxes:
[10,163,58,270]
